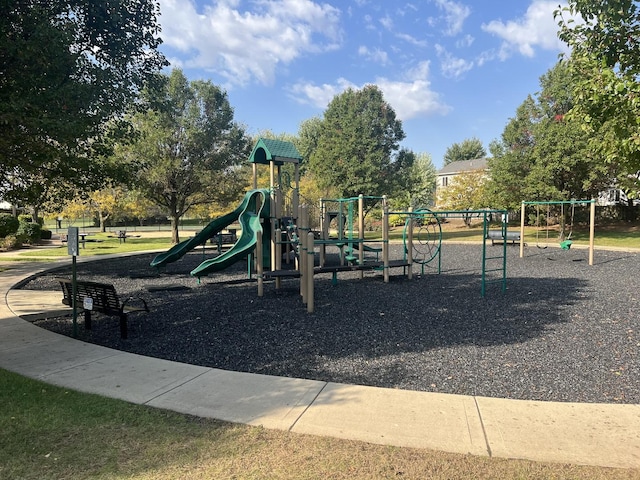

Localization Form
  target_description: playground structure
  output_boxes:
[259,198,511,312]
[150,138,303,277]
[151,137,513,311]
[519,200,596,265]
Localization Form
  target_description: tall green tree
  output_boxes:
[487,96,538,209]
[443,137,486,166]
[0,0,167,203]
[122,69,250,243]
[556,1,640,184]
[390,151,436,209]
[295,117,323,175]
[487,62,609,210]
[306,85,405,199]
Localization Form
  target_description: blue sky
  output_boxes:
[156,0,570,169]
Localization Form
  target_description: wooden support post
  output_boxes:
[300,205,308,302]
[252,163,258,189]
[319,199,327,267]
[382,199,389,283]
[307,232,315,313]
[270,160,277,273]
[275,228,282,289]
[293,163,300,218]
[257,230,263,297]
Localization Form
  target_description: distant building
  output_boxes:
[436,158,488,189]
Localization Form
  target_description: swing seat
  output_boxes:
[560,239,573,250]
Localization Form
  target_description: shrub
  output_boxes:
[0,214,19,237]
[17,221,42,244]
[40,228,52,240]
[0,235,21,251]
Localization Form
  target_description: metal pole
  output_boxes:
[520,201,526,258]
[589,200,596,265]
[72,255,77,338]
[407,207,413,280]
[481,213,488,297]
[358,194,364,278]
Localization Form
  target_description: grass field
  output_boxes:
[1,369,637,480]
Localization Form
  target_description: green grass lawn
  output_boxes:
[7,235,174,260]
[1,368,637,480]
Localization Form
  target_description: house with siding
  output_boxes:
[436,158,489,190]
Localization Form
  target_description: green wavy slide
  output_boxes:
[150,189,268,269]
[190,189,267,278]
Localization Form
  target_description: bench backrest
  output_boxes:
[57,278,121,314]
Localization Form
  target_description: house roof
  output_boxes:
[248,138,302,165]
[438,158,489,175]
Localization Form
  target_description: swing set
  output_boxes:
[519,199,596,265]
[533,202,576,250]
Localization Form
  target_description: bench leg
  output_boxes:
[84,310,92,330]
[119,314,128,339]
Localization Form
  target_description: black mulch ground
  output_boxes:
[20,243,640,404]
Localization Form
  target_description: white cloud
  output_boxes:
[455,34,474,48]
[158,0,342,86]
[288,61,451,120]
[430,0,471,36]
[379,15,394,31]
[288,78,357,108]
[481,1,569,59]
[435,44,473,79]
[396,32,428,47]
[358,45,389,65]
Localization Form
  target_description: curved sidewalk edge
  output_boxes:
[1,257,639,469]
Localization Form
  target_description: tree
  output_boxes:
[443,137,486,166]
[122,69,250,243]
[410,152,438,208]
[437,170,489,226]
[487,96,538,209]
[556,1,640,185]
[88,187,127,233]
[295,117,323,175]
[0,0,167,204]
[306,85,405,199]
[487,62,609,210]
[387,150,437,210]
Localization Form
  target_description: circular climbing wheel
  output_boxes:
[403,209,442,265]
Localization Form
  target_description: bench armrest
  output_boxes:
[120,296,150,313]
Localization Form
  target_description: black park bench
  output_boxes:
[56,278,149,339]
[486,230,521,246]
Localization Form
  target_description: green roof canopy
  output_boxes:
[249,138,302,166]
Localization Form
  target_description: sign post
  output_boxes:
[67,227,79,338]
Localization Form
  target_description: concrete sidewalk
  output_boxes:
[1,257,639,469]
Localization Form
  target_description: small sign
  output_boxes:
[83,297,94,311]
[67,227,79,256]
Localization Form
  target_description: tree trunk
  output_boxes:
[171,216,180,244]
[98,209,108,233]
